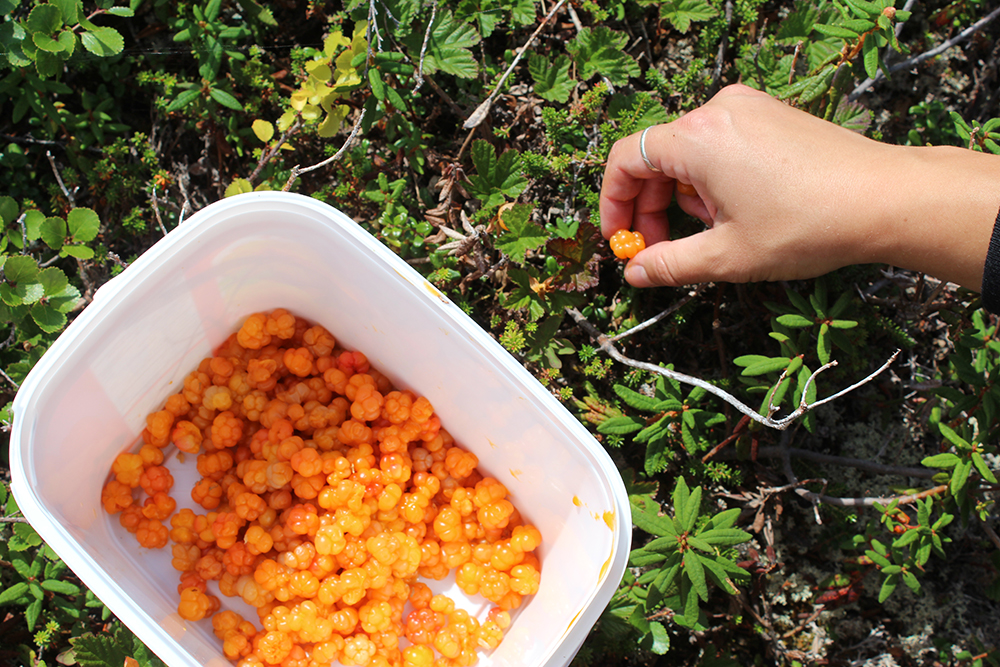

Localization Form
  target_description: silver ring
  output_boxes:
[640,126,661,172]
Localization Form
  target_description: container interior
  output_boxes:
[11,193,628,667]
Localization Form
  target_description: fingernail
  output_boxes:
[624,263,649,287]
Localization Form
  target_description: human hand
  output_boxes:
[600,83,999,291]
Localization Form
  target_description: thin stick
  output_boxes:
[412,1,438,95]
[150,186,168,236]
[567,306,899,431]
[794,484,948,508]
[463,0,568,129]
[248,118,303,185]
[0,367,19,390]
[850,4,1000,100]
[607,286,705,342]
[47,151,76,207]
[283,108,368,191]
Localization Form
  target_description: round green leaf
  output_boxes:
[224,178,253,198]
[52,0,79,24]
[61,244,95,259]
[40,216,67,249]
[37,267,69,296]
[67,207,100,242]
[80,26,124,57]
[27,4,63,34]
[56,29,76,56]
[23,209,45,242]
[3,255,39,283]
[32,31,64,53]
[251,119,274,143]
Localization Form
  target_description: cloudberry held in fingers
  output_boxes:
[609,228,645,259]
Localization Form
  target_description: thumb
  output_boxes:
[623,228,738,287]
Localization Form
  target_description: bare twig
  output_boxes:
[607,286,706,342]
[464,0,568,129]
[248,118,303,185]
[747,446,938,479]
[282,108,368,191]
[850,3,1000,101]
[0,516,28,524]
[0,367,19,390]
[567,306,900,431]
[412,1,439,95]
[793,484,948,508]
[707,0,735,97]
[150,186,168,236]
[47,151,76,207]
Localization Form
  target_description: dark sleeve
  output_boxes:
[982,207,1000,314]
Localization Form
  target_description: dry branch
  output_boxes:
[567,305,899,431]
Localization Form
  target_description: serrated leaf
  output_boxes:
[37,267,68,296]
[655,0,717,32]
[40,216,67,249]
[405,10,479,78]
[3,255,39,283]
[80,26,123,57]
[647,620,670,654]
[528,53,574,104]
[27,4,63,34]
[70,633,133,667]
[566,26,640,85]
[224,178,253,198]
[495,204,545,263]
[67,207,99,242]
[31,302,68,333]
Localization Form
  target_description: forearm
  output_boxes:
[877,145,1000,291]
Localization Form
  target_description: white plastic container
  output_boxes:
[9,192,630,667]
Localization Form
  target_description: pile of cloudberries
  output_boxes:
[101,309,541,667]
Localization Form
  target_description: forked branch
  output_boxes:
[567,304,899,431]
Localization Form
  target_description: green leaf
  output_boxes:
[495,204,545,264]
[972,452,998,483]
[655,0,717,33]
[951,459,972,495]
[67,207,100,242]
[817,322,832,365]
[27,4,63,34]
[741,357,791,376]
[862,32,879,80]
[892,528,920,548]
[0,196,17,226]
[61,244,95,259]
[224,178,254,198]
[369,68,385,100]
[629,548,668,567]
[776,313,813,328]
[30,302,67,333]
[33,31,65,53]
[696,528,752,547]
[0,581,30,605]
[812,23,860,40]
[25,597,42,631]
[596,415,644,435]
[467,140,528,208]
[80,26,124,57]
[630,495,677,537]
[901,569,920,594]
[647,620,670,655]
[922,452,960,469]
[878,573,899,603]
[208,87,243,111]
[70,633,132,667]
[42,579,81,596]
[938,422,970,450]
[106,6,134,16]
[405,10,480,79]
[39,216,67,249]
[3,255,39,284]
[37,267,68,296]
[528,53,574,104]
[684,554,709,601]
[165,88,202,112]
[566,26,640,85]
[614,384,665,412]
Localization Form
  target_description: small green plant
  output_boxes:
[626,477,751,640]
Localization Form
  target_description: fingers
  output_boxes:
[600,125,679,239]
[623,227,739,288]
